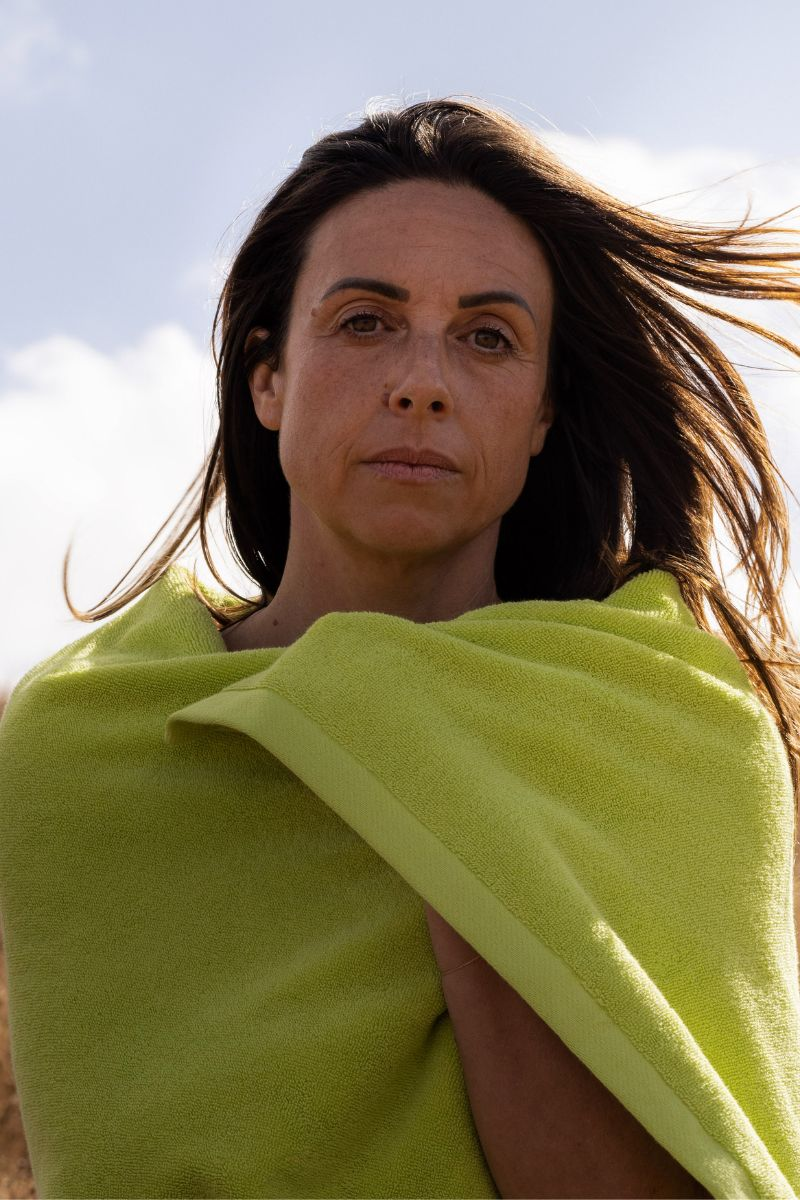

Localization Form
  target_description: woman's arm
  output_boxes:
[423,902,712,1200]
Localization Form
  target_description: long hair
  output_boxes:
[62,95,800,822]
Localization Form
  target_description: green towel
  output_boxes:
[0,563,798,1199]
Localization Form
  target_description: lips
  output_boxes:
[365,445,458,471]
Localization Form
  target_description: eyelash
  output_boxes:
[339,309,516,358]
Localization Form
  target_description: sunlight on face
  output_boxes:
[248,178,556,566]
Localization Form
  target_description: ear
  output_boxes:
[530,386,556,458]
[245,327,282,432]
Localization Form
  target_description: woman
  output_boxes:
[1,96,799,1199]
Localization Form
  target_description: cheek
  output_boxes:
[485,423,537,497]
[276,400,355,496]
[281,360,376,459]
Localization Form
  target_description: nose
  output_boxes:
[383,331,454,414]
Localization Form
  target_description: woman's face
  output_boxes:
[248,178,555,570]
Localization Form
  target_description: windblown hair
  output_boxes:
[63,95,800,823]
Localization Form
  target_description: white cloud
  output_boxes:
[540,131,800,225]
[0,323,253,691]
[0,0,89,105]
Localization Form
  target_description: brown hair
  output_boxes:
[63,95,800,822]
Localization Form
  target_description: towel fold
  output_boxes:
[0,563,798,1198]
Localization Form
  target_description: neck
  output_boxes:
[222,535,503,652]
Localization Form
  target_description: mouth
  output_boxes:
[363,461,458,482]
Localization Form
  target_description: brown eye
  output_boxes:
[340,310,385,336]
[471,324,514,356]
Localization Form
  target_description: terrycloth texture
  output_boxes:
[0,565,798,1199]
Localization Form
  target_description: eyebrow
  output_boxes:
[319,276,536,323]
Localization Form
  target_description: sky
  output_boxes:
[1,0,799,692]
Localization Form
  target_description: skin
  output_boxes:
[222,177,555,652]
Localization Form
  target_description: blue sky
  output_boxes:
[2,0,799,689]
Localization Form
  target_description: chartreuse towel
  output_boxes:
[0,564,798,1199]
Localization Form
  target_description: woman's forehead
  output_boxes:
[299,183,555,310]
[310,179,544,253]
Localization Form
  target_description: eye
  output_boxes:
[339,309,387,337]
[469,323,515,357]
